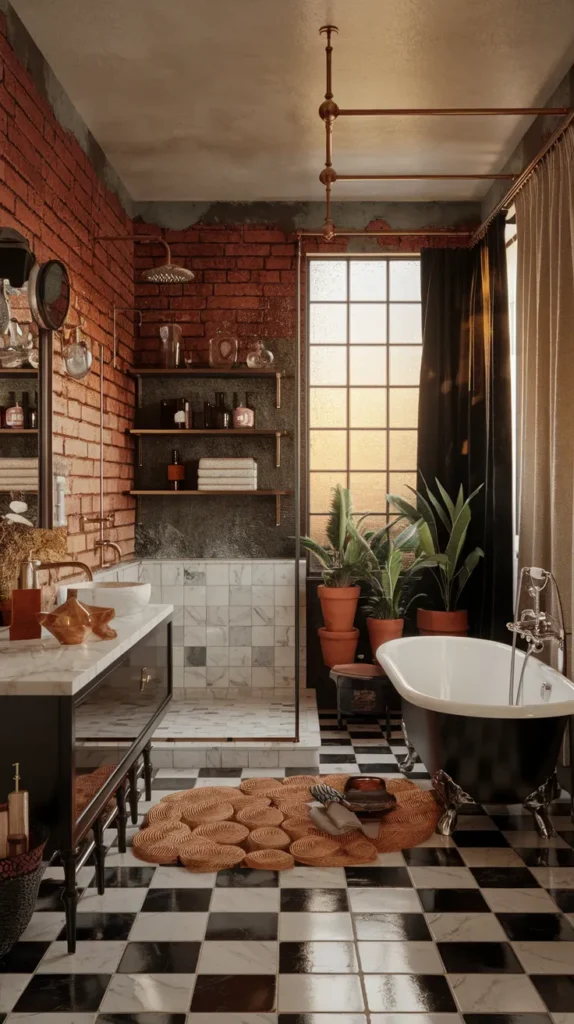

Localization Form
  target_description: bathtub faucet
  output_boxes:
[507,567,566,705]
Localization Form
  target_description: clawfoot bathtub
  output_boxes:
[378,636,574,837]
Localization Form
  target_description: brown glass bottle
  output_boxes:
[213,391,231,429]
[167,448,185,490]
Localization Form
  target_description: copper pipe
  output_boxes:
[336,173,516,180]
[94,233,170,260]
[337,107,570,117]
[470,109,574,244]
[297,228,473,238]
[319,25,337,101]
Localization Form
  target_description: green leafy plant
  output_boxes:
[387,478,484,612]
[299,484,375,587]
[362,519,436,619]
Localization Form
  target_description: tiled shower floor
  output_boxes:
[2,711,574,1020]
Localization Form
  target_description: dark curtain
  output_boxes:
[417,214,513,640]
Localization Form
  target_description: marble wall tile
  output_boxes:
[229,625,252,647]
[185,606,207,625]
[230,585,252,606]
[184,667,207,688]
[184,625,207,646]
[230,562,252,585]
[184,560,206,575]
[184,585,207,605]
[206,667,229,687]
[252,605,274,626]
[206,625,229,646]
[275,668,296,687]
[229,666,252,686]
[172,607,185,626]
[206,585,229,606]
[253,625,274,646]
[185,646,206,667]
[162,563,182,585]
[253,647,274,668]
[252,585,274,606]
[172,647,184,667]
[248,748,279,767]
[252,562,274,585]
[150,585,162,604]
[139,562,161,585]
[274,563,296,585]
[252,667,275,687]
[206,646,229,667]
[275,646,296,667]
[206,605,229,625]
[184,570,205,586]
[229,646,252,667]
[206,563,229,586]
[172,667,184,688]
[229,605,252,626]
[275,626,295,647]
[275,585,295,605]
[275,605,295,626]
[172,626,184,646]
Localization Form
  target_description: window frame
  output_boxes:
[305,253,422,547]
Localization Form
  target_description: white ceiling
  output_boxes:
[12,0,574,202]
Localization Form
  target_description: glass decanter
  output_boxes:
[208,329,238,368]
[246,341,274,368]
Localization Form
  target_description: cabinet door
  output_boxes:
[74,620,171,751]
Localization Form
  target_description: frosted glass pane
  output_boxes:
[310,430,346,470]
[388,471,418,504]
[390,260,421,300]
[310,472,347,513]
[350,430,387,470]
[350,303,387,343]
[389,430,417,470]
[309,303,346,343]
[390,346,421,385]
[309,515,329,547]
[350,388,386,428]
[349,472,389,513]
[350,346,386,386]
[350,261,387,300]
[310,387,347,427]
[389,388,419,427]
[309,260,347,300]
[310,346,347,385]
[389,303,422,344]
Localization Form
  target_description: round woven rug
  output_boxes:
[133,774,440,869]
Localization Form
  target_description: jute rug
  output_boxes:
[132,775,440,871]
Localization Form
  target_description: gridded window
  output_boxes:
[308,257,421,544]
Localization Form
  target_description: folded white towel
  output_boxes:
[0,471,38,478]
[198,467,258,477]
[198,482,258,491]
[0,458,39,468]
[198,458,256,469]
[0,484,37,492]
[198,472,257,482]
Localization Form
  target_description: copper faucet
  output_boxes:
[37,561,94,582]
[95,540,122,567]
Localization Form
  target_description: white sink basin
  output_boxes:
[58,581,151,620]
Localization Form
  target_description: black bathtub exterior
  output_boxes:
[403,698,568,804]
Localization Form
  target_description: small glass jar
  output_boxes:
[209,329,238,368]
[159,324,182,368]
[246,341,274,368]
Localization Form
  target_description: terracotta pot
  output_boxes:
[417,608,468,637]
[0,599,12,627]
[318,626,360,668]
[317,584,360,632]
[366,616,404,659]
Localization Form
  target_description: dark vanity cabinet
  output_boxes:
[0,615,172,950]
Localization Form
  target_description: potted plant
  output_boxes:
[362,519,434,658]
[300,484,374,666]
[388,478,484,636]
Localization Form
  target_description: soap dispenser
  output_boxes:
[10,553,42,641]
[7,762,29,851]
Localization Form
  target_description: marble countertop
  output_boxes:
[0,604,173,697]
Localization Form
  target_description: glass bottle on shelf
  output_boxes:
[233,391,255,428]
[246,341,274,368]
[208,329,238,368]
[213,392,231,429]
[167,449,185,490]
[28,391,37,429]
[159,324,182,369]
[5,391,24,429]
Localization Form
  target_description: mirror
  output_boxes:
[28,259,70,331]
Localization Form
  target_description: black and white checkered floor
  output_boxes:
[2,710,574,1021]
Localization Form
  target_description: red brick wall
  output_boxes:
[0,13,136,569]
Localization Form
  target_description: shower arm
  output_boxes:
[94,234,171,261]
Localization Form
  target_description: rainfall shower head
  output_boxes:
[94,234,194,286]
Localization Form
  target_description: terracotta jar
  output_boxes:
[366,617,404,659]
[317,584,360,632]
[417,608,468,637]
[318,626,360,668]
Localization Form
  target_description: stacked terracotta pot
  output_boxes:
[317,584,361,667]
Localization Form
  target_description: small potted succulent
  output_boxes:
[388,478,484,636]
[362,519,435,658]
[300,484,374,666]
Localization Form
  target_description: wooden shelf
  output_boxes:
[0,368,38,378]
[129,428,288,436]
[0,428,38,434]
[128,367,280,377]
[127,488,293,526]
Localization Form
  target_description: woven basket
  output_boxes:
[0,821,48,882]
[338,834,378,864]
[161,788,197,803]
[373,784,440,851]
[192,821,250,846]
[235,805,284,829]
[289,835,341,865]
[181,800,235,827]
[132,821,187,847]
[0,861,46,957]
[282,817,321,841]
[226,792,272,811]
[146,802,183,826]
[180,841,246,871]
[282,775,319,788]
[239,778,284,796]
[133,840,181,865]
[247,826,290,852]
[273,800,310,819]
[318,774,350,791]
[244,849,295,871]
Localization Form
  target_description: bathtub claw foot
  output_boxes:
[523,769,560,838]
[432,769,475,836]
[400,720,418,775]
